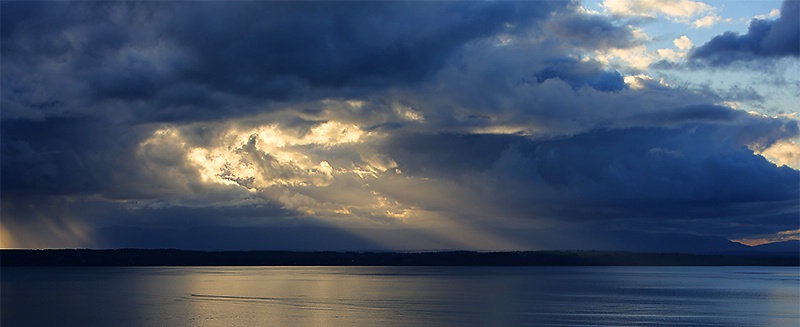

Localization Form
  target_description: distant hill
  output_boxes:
[1,249,797,267]
[751,240,800,254]
[560,231,754,254]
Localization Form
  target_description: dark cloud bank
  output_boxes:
[689,0,799,66]
[1,1,798,251]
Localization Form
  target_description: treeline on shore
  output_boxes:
[1,249,797,267]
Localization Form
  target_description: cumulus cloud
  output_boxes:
[674,35,694,50]
[689,0,799,65]
[692,13,722,28]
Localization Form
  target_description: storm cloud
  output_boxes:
[1,1,565,121]
[1,1,798,251]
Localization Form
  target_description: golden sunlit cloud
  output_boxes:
[142,120,370,190]
[624,74,654,90]
[602,0,713,21]
[392,102,425,122]
[623,74,670,90]
[137,109,433,227]
[754,139,800,169]
[593,44,653,72]
[132,105,544,250]
[732,228,800,246]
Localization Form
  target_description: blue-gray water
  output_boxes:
[2,266,798,326]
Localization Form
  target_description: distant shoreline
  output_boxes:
[2,249,797,267]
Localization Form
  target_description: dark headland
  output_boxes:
[1,249,797,267]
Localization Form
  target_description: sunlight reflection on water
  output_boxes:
[2,266,798,326]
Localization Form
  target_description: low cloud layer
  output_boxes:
[2,1,798,250]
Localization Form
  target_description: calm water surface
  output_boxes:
[2,266,798,326]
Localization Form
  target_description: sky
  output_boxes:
[1,0,798,251]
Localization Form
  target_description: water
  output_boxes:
[2,266,798,326]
